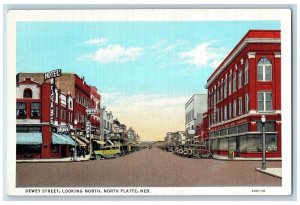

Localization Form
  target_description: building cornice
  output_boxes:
[205,38,281,89]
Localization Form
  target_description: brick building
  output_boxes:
[205,30,281,158]
[16,72,101,158]
[16,78,75,159]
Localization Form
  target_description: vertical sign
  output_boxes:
[86,122,91,138]
[45,69,62,125]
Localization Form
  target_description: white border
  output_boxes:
[6,9,292,196]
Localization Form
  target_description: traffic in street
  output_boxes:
[16,145,282,187]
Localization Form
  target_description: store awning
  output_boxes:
[52,133,76,146]
[17,133,42,145]
[93,140,105,145]
[78,136,90,144]
[71,137,87,147]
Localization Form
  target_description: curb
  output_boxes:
[255,168,282,179]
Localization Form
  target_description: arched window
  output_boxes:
[23,88,32,98]
[257,57,272,81]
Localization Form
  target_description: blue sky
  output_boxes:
[16,21,280,140]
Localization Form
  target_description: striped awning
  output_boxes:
[79,136,90,144]
[93,140,105,145]
[52,133,76,146]
[71,137,87,147]
[17,132,43,145]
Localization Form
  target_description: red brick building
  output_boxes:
[16,72,101,159]
[205,30,281,158]
[16,78,75,159]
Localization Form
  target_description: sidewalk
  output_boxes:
[213,154,282,161]
[16,155,91,163]
[256,167,282,179]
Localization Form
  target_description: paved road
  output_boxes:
[16,147,281,187]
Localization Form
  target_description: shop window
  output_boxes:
[238,123,248,133]
[219,138,228,151]
[258,92,273,111]
[23,89,32,98]
[17,126,29,132]
[257,57,272,81]
[220,128,227,136]
[211,139,218,150]
[228,126,237,135]
[256,121,275,132]
[30,102,40,118]
[17,102,26,119]
[229,137,236,151]
[246,134,277,153]
[17,145,41,157]
[51,144,59,153]
[239,135,247,153]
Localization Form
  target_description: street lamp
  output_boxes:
[73,119,78,161]
[261,115,266,170]
[208,127,211,154]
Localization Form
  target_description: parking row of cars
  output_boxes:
[161,144,212,159]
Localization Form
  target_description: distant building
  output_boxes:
[185,94,207,133]
[100,107,113,141]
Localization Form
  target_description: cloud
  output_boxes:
[85,38,108,45]
[179,41,226,68]
[80,45,144,63]
[101,92,190,141]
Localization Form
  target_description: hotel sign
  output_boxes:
[44,69,62,80]
[57,126,70,133]
[45,69,62,125]
[86,108,99,115]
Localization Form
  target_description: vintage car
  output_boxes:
[192,144,213,159]
[93,145,122,159]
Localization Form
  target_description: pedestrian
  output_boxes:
[70,147,74,160]
[82,147,86,158]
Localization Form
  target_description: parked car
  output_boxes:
[93,145,122,159]
[192,145,212,159]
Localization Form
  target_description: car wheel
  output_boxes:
[96,155,101,160]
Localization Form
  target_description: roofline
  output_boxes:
[205,37,280,89]
[185,93,207,107]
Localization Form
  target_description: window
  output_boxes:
[233,100,236,117]
[69,101,72,109]
[257,57,272,81]
[245,93,249,113]
[233,73,236,92]
[17,102,26,118]
[51,144,59,153]
[244,61,249,84]
[238,69,242,88]
[55,106,58,119]
[69,111,73,123]
[30,102,40,118]
[238,97,243,115]
[228,73,232,95]
[224,105,227,120]
[23,89,32,98]
[220,107,223,121]
[224,79,227,98]
[258,92,273,111]
[229,103,232,119]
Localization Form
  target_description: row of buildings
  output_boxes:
[181,30,281,158]
[16,72,140,159]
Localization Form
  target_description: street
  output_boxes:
[16,146,282,187]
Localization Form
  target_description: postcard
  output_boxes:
[5,9,292,196]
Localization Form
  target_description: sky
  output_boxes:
[16,21,280,141]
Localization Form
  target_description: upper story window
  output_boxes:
[228,73,232,95]
[224,79,227,98]
[244,61,249,85]
[233,73,236,92]
[17,102,26,119]
[30,102,40,118]
[228,103,232,119]
[257,57,272,81]
[238,97,243,115]
[245,93,249,113]
[258,91,273,111]
[224,105,227,121]
[233,100,237,117]
[23,89,32,98]
[238,69,243,88]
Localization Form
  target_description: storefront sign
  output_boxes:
[44,69,62,80]
[57,126,70,133]
[50,78,55,125]
[86,108,99,115]
[46,69,62,125]
[86,122,91,137]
